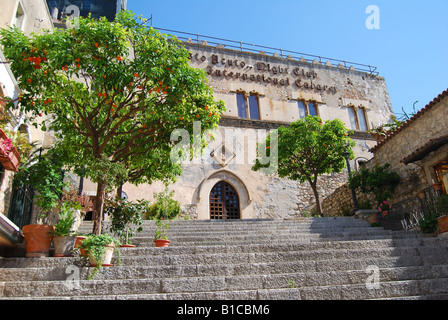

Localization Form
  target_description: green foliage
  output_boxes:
[106,198,145,244]
[419,213,438,234]
[0,128,34,165]
[358,199,372,210]
[145,189,181,220]
[154,218,170,240]
[13,148,68,217]
[0,10,225,233]
[78,234,121,279]
[50,202,81,237]
[253,116,354,215]
[349,163,401,205]
[435,195,448,216]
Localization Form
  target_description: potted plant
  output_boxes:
[22,224,55,258]
[78,234,121,279]
[51,202,80,257]
[106,198,144,248]
[378,201,392,216]
[17,149,68,257]
[419,213,438,234]
[0,129,21,172]
[366,212,379,225]
[74,233,88,257]
[154,218,170,247]
[144,188,181,220]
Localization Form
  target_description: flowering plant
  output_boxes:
[378,201,392,212]
[0,138,12,156]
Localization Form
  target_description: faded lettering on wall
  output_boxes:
[190,52,337,94]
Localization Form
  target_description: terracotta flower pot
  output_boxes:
[120,244,135,248]
[22,225,55,258]
[154,239,170,247]
[366,213,379,225]
[437,215,448,234]
[53,236,76,257]
[75,236,87,256]
[89,243,115,267]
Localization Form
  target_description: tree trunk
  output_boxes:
[93,182,106,235]
[309,181,322,216]
[117,183,123,199]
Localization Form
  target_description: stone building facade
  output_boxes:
[82,38,394,220]
[321,88,448,217]
[370,89,448,201]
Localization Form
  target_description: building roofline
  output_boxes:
[370,88,448,153]
[154,26,380,76]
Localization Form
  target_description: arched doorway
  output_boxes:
[209,181,241,220]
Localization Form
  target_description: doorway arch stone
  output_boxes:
[196,170,253,220]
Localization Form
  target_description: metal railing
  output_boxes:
[381,186,443,231]
[153,26,380,76]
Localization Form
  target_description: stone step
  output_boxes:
[2,271,448,300]
[2,255,447,283]
[1,244,446,270]
[76,218,374,233]
[3,217,447,300]
[97,227,400,237]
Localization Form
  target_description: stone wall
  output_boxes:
[322,91,448,216]
[371,93,448,203]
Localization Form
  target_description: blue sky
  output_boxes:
[127,0,448,119]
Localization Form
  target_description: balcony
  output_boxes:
[0,129,21,172]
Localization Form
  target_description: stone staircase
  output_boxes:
[1,217,448,300]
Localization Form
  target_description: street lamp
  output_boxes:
[344,146,359,214]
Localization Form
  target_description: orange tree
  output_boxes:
[252,116,354,216]
[0,11,225,234]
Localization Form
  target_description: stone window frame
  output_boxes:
[235,90,262,121]
[297,99,319,119]
[12,1,27,31]
[347,104,369,132]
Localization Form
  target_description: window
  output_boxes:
[297,100,319,118]
[298,101,307,119]
[248,94,260,120]
[236,93,247,118]
[13,2,26,31]
[236,92,260,120]
[348,107,358,130]
[348,105,369,131]
[357,108,368,131]
[308,102,318,117]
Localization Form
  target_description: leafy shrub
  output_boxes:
[349,163,401,204]
[435,195,448,216]
[105,198,146,244]
[419,213,438,234]
[144,189,181,220]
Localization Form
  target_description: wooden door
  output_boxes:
[209,181,240,220]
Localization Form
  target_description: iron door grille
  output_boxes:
[210,181,240,220]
